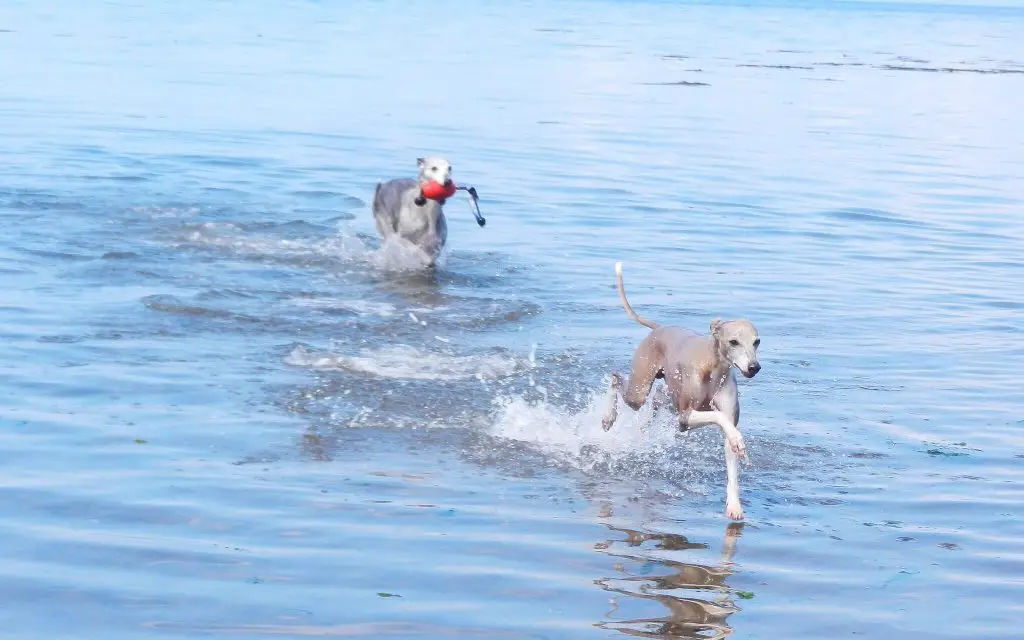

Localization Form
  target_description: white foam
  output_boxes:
[285,344,520,381]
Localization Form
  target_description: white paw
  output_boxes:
[728,433,748,460]
[726,502,745,521]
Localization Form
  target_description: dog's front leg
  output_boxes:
[677,409,747,460]
[723,441,743,520]
[679,409,746,520]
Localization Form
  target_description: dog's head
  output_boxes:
[416,156,453,188]
[710,319,761,379]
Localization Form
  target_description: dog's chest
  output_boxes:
[397,212,429,234]
[671,365,728,410]
[397,201,442,235]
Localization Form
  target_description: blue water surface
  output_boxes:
[1,0,1022,638]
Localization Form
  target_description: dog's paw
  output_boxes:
[728,433,748,460]
[726,502,745,521]
[601,415,616,431]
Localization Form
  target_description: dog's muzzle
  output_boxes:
[742,362,761,378]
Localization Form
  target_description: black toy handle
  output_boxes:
[457,185,486,227]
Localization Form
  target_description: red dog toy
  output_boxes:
[414,181,487,227]
[420,180,458,201]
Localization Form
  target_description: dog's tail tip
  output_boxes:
[615,261,623,276]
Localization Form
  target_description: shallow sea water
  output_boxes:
[1,0,1023,638]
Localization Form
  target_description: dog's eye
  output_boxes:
[754,339,761,348]
[729,339,739,347]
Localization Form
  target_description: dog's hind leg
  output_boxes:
[602,338,663,431]
[601,374,622,431]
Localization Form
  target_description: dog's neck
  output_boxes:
[709,342,735,385]
[710,361,732,390]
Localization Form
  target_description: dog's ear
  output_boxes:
[416,157,426,168]
[710,318,725,339]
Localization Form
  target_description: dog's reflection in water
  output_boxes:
[594,522,746,639]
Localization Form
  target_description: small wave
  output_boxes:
[285,344,520,381]
[141,294,261,323]
[877,64,1024,74]
[130,205,201,218]
[290,298,399,317]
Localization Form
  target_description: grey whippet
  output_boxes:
[371,156,454,267]
[602,262,762,520]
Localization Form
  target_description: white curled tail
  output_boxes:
[615,262,658,330]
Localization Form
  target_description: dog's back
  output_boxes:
[654,326,716,371]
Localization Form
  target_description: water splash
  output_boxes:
[488,386,722,490]
[177,220,447,274]
[369,235,446,273]
[178,221,370,265]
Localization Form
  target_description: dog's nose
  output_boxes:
[748,363,761,375]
